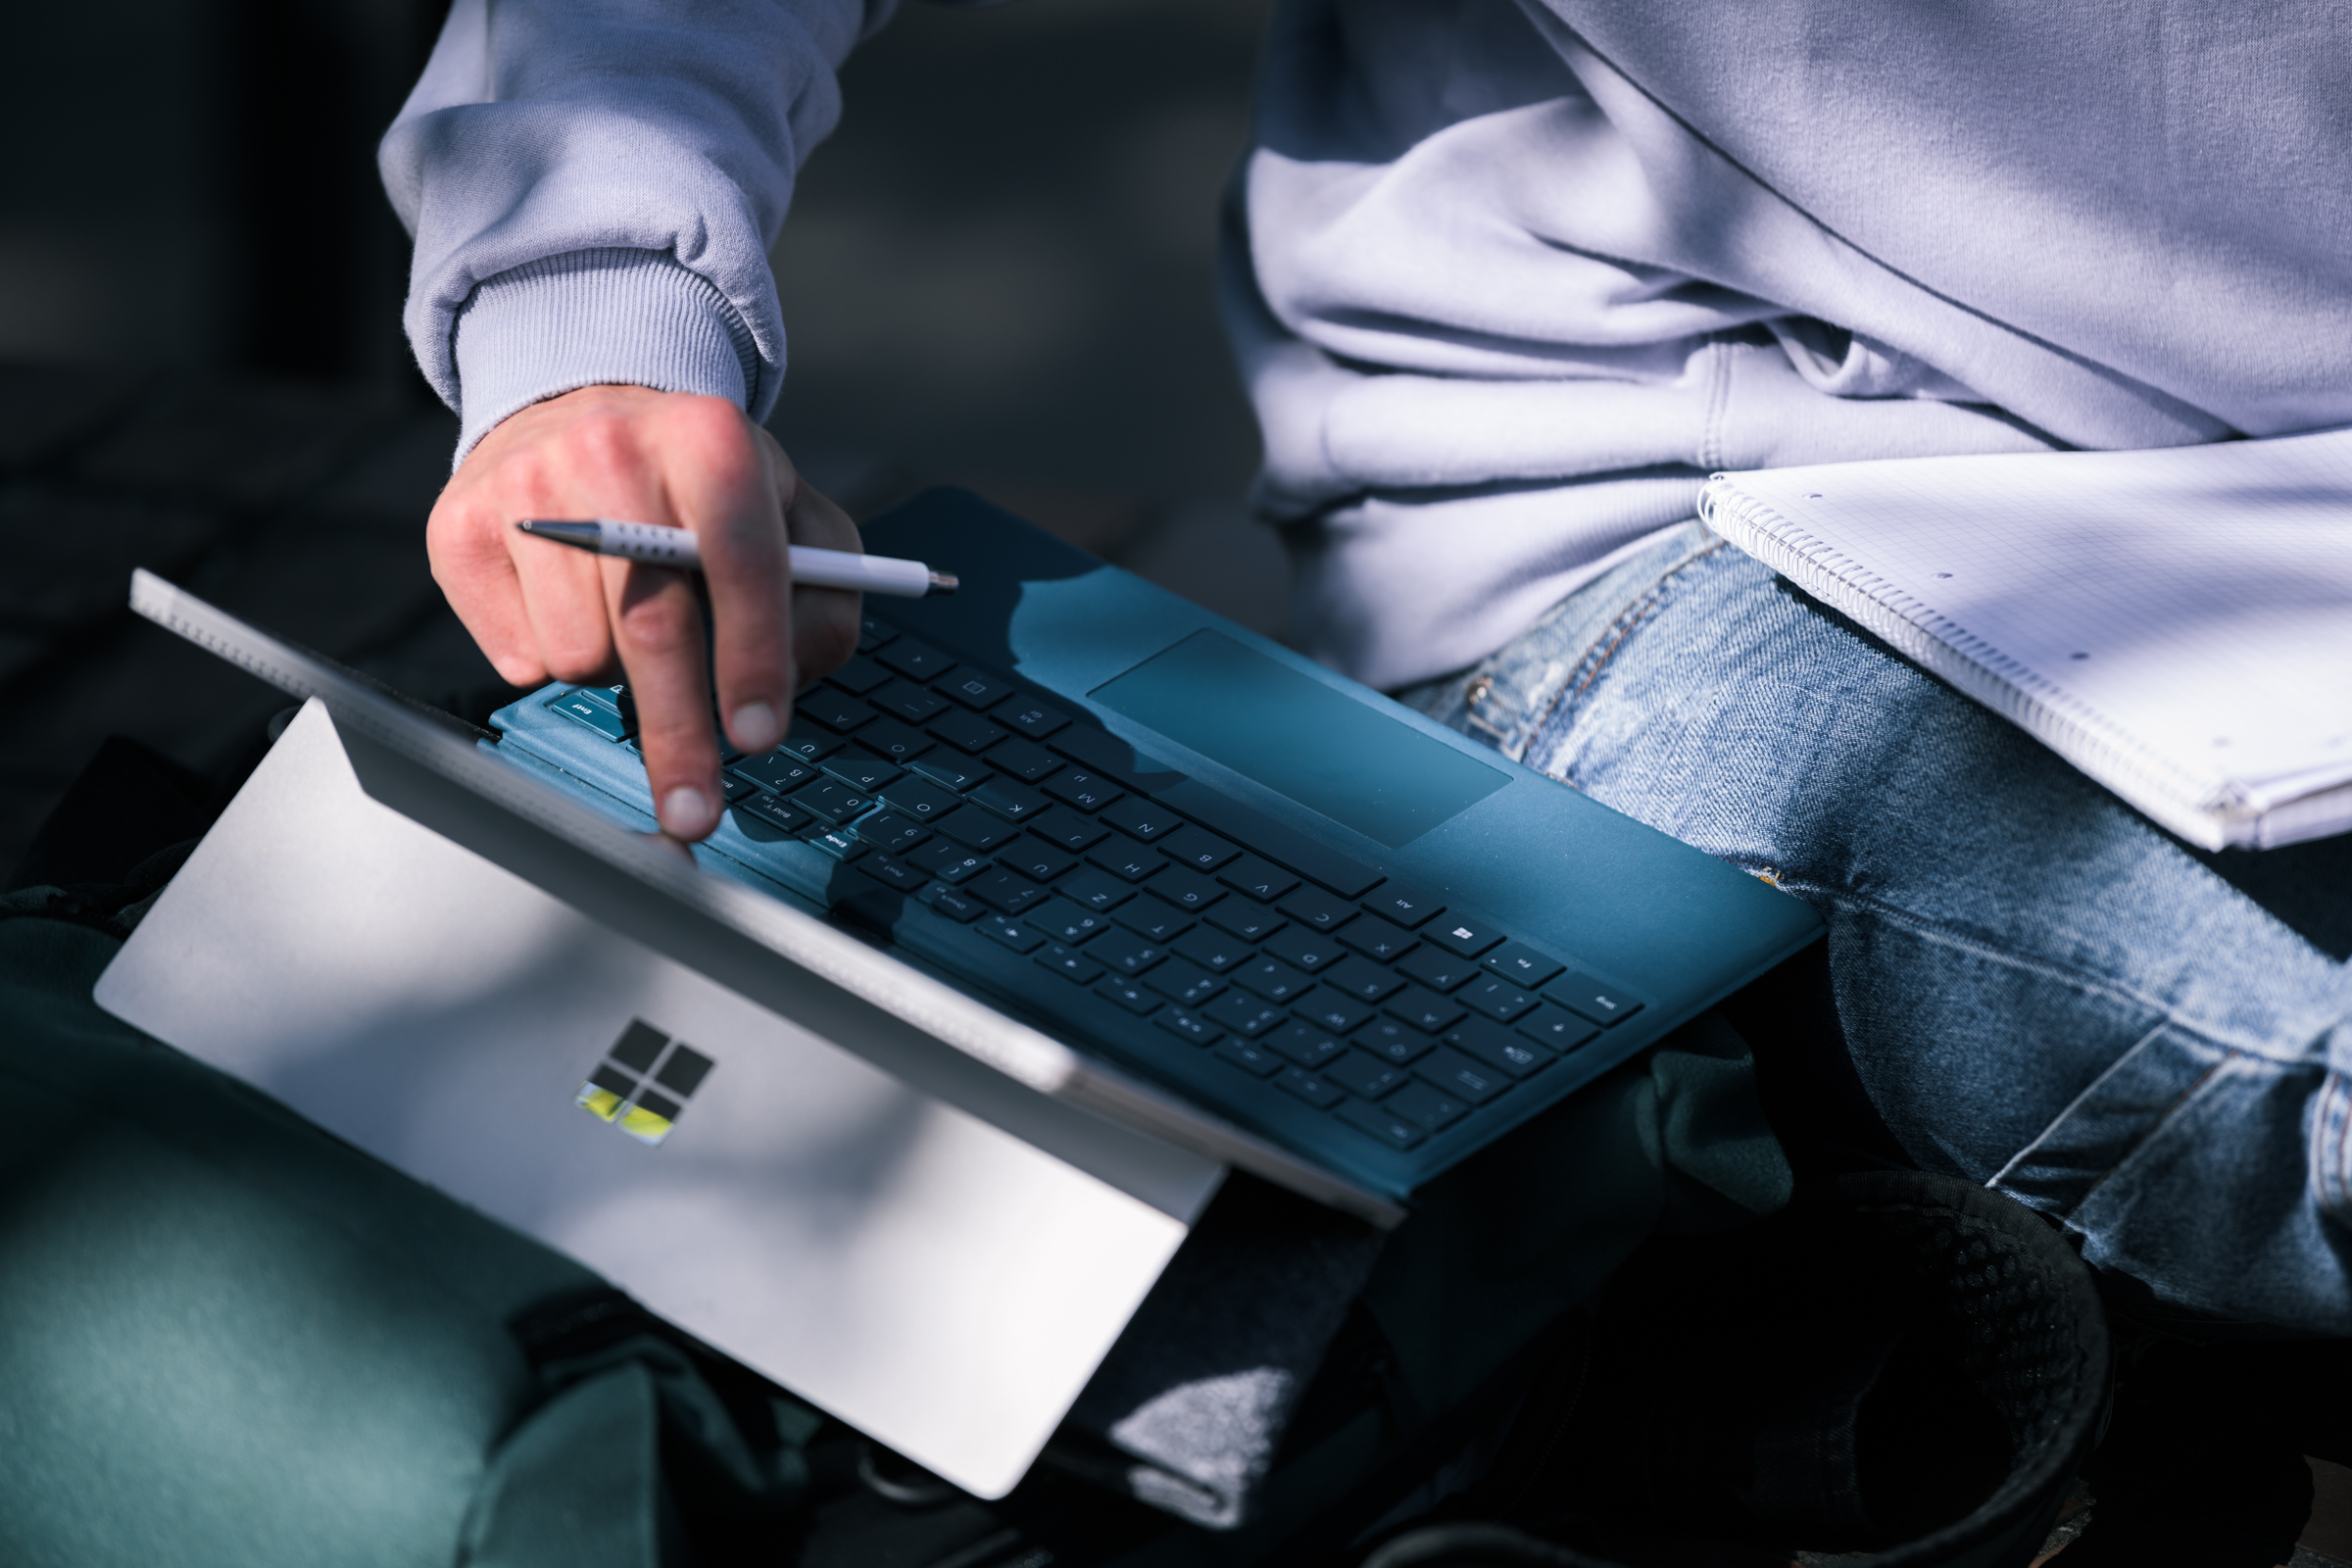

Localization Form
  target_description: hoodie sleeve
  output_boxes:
[378,0,896,461]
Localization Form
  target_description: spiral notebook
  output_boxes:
[1697,428,2352,852]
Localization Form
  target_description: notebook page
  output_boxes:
[1708,429,2352,818]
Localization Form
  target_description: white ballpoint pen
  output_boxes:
[515,518,957,598]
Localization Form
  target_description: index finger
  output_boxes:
[653,397,794,755]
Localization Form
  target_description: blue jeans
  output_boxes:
[1396,520,2352,1335]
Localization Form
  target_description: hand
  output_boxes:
[427,385,861,841]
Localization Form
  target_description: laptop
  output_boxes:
[94,486,1820,1497]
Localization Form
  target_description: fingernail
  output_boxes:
[730,701,783,751]
[661,785,714,836]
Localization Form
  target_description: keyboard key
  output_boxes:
[1205,903,1286,943]
[918,881,985,921]
[1275,1066,1347,1109]
[1100,797,1182,841]
[936,670,1013,710]
[1202,991,1287,1038]
[1396,946,1480,993]
[1215,855,1299,903]
[1517,1005,1600,1053]
[1325,1051,1409,1100]
[1267,1021,1347,1070]
[970,868,1048,916]
[1291,987,1375,1034]
[789,779,873,824]
[1415,1048,1511,1103]
[906,839,989,883]
[731,752,819,794]
[820,749,901,793]
[1155,1008,1221,1047]
[1027,807,1108,854]
[1149,867,1226,912]
[735,791,809,834]
[801,826,865,861]
[1048,724,1186,793]
[1383,986,1467,1035]
[1322,955,1406,1004]
[970,778,1049,822]
[721,775,760,805]
[1172,927,1251,973]
[1158,825,1241,872]
[857,615,897,652]
[1056,866,1137,912]
[976,913,1045,953]
[909,755,992,792]
[877,775,960,820]
[777,730,844,763]
[1336,1098,1426,1151]
[998,697,1071,740]
[1353,1018,1437,1065]
[1481,942,1566,990]
[826,653,894,695]
[927,708,1008,755]
[1041,769,1123,812]
[796,689,875,733]
[935,808,1018,853]
[871,679,948,725]
[1027,899,1106,945]
[1033,942,1103,985]
[1143,958,1225,1007]
[1094,975,1161,1014]
[1459,976,1539,1023]
[1386,1081,1471,1132]
[1111,895,1193,943]
[1213,1038,1284,1078]
[1262,926,1345,972]
[1336,916,1417,963]
[1424,915,1505,959]
[1086,842,1162,882]
[984,736,1061,784]
[877,637,956,681]
[1277,886,1357,933]
[547,690,633,741]
[998,840,1077,883]
[1232,957,1311,1004]
[1444,1018,1553,1079]
[856,716,932,764]
[857,853,928,893]
[853,811,930,855]
[1360,885,1443,927]
[1544,972,1645,1026]
[1086,927,1168,976]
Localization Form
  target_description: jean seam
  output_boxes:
[2314,1070,2352,1221]
[1767,871,2328,1068]
[1526,535,1731,783]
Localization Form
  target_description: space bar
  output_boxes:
[1150,779,1381,898]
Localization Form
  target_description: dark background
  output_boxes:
[0,0,1285,876]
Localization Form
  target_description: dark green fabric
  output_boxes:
[0,899,763,1568]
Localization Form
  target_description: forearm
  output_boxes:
[378,0,892,458]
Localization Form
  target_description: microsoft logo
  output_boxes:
[575,1020,714,1146]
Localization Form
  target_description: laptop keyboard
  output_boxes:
[531,614,1647,1159]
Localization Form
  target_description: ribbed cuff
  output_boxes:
[450,247,765,465]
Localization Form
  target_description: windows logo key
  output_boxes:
[575,1020,715,1146]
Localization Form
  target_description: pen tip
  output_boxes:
[928,571,959,596]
